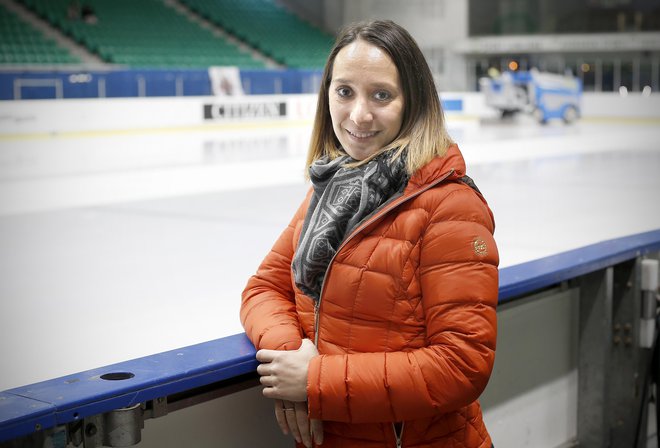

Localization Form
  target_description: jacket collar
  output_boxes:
[405,144,465,193]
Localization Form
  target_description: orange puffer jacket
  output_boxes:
[241,144,499,448]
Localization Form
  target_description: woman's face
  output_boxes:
[328,40,404,161]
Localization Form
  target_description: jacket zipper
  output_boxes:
[313,168,456,346]
[313,300,321,345]
[393,422,405,448]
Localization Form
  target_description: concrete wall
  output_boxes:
[339,0,471,91]
[278,0,472,90]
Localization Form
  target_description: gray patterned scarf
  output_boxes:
[292,151,409,301]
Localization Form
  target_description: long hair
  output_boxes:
[306,19,454,176]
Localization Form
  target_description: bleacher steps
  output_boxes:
[0,0,111,68]
[163,0,282,69]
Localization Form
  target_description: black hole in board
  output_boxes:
[100,372,135,381]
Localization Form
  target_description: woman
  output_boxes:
[241,19,499,448]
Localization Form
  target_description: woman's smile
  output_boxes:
[346,129,379,139]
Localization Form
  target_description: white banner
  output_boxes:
[208,66,245,96]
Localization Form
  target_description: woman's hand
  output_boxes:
[257,339,322,446]
[274,400,323,447]
[256,338,319,402]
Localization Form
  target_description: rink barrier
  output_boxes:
[0,94,471,138]
[499,229,660,302]
[2,91,659,145]
[0,69,324,100]
[1,228,659,446]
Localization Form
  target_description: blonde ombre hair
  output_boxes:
[307,20,454,176]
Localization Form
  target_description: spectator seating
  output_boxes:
[17,0,265,68]
[0,3,80,65]
[180,0,333,68]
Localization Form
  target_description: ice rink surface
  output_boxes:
[1,115,659,391]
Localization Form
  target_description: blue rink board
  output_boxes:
[1,229,660,442]
[499,228,660,301]
[0,333,258,442]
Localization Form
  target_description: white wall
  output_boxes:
[0,95,318,135]
[582,92,660,118]
[2,92,658,138]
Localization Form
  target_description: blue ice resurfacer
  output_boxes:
[479,68,583,124]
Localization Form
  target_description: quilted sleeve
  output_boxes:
[306,185,499,423]
[240,195,310,351]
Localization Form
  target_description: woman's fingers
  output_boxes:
[273,400,289,435]
[256,362,269,376]
[256,339,318,402]
[256,342,320,446]
[294,401,312,448]
[283,403,302,444]
[256,348,278,363]
[272,399,320,447]
[311,418,324,445]
[259,375,275,387]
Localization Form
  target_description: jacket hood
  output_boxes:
[405,144,465,192]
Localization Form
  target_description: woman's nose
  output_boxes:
[349,98,373,125]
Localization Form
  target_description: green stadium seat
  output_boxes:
[16,0,265,68]
[180,0,333,69]
[0,3,80,65]
[8,0,332,69]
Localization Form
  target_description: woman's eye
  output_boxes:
[374,90,391,101]
[336,87,352,98]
